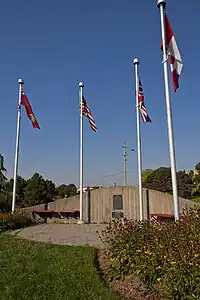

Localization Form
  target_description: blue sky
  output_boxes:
[0,0,199,186]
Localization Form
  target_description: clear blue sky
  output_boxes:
[0,0,199,187]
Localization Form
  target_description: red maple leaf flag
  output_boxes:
[21,87,40,129]
[161,13,183,92]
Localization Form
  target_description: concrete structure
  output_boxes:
[27,186,198,223]
[77,186,102,193]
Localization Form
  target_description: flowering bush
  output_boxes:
[100,207,200,299]
[0,211,37,232]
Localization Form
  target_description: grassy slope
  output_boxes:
[0,235,122,300]
[192,196,200,203]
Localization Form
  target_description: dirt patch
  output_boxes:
[98,251,161,300]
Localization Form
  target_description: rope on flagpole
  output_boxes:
[162,55,169,64]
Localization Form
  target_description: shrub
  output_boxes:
[0,211,38,232]
[100,207,200,299]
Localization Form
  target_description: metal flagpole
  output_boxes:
[12,79,23,213]
[133,58,143,221]
[157,0,179,220]
[78,81,84,224]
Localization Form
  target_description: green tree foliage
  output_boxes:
[0,154,10,211]
[143,167,195,199]
[143,167,173,194]
[195,162,200,172]
[45,179,57,202]
[24,173,46,207]
[6,176,27,208]
[24,173,57,207]
[66,184,77,197]
[56,184,68,198]
[192,173,200,197]
[0,154,7,189]
[177,170,194,199]
[0,195,11,212]
[56,184,77,198]
[0,154,77,211]
[142,169,154,183]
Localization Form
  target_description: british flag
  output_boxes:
[82,96,98,132]
[138,78,151,123]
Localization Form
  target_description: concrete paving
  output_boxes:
[11,224,108,248]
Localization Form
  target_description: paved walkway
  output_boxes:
[11,224,107,248]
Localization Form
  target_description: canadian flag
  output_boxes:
[161,14,183,92]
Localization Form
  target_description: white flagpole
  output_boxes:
[157,0,179,220]
[78,81,84,224]
[11,79,23,213]
[133,58,143,221]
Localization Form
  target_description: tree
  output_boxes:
[6,176,27,208]
[192,173,200,197]
[56,184,77,198]
[142,169,154,183]
[143,167,172,194]
[45,179,57,202]
[143,167,194,199]
[0,195,10,211]
[66,184,77,197]
[0,155,11,211]
[24,173,48,207]
[195,162,200,172]
[177,171,194,199]
[0,154,7,190]
[23,173,58,207]
[56,184,68,198]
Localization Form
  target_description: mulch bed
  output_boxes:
[98,251,162,300]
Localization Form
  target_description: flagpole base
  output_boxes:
[77,220,85,225]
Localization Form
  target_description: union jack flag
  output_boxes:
[138,78,151,123]
[82,96,98,132]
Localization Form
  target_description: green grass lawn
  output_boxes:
[0,235,122,300]
[192,196,200,203]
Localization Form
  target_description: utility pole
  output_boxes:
[122,143,135,186]
[122,143,127,186]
